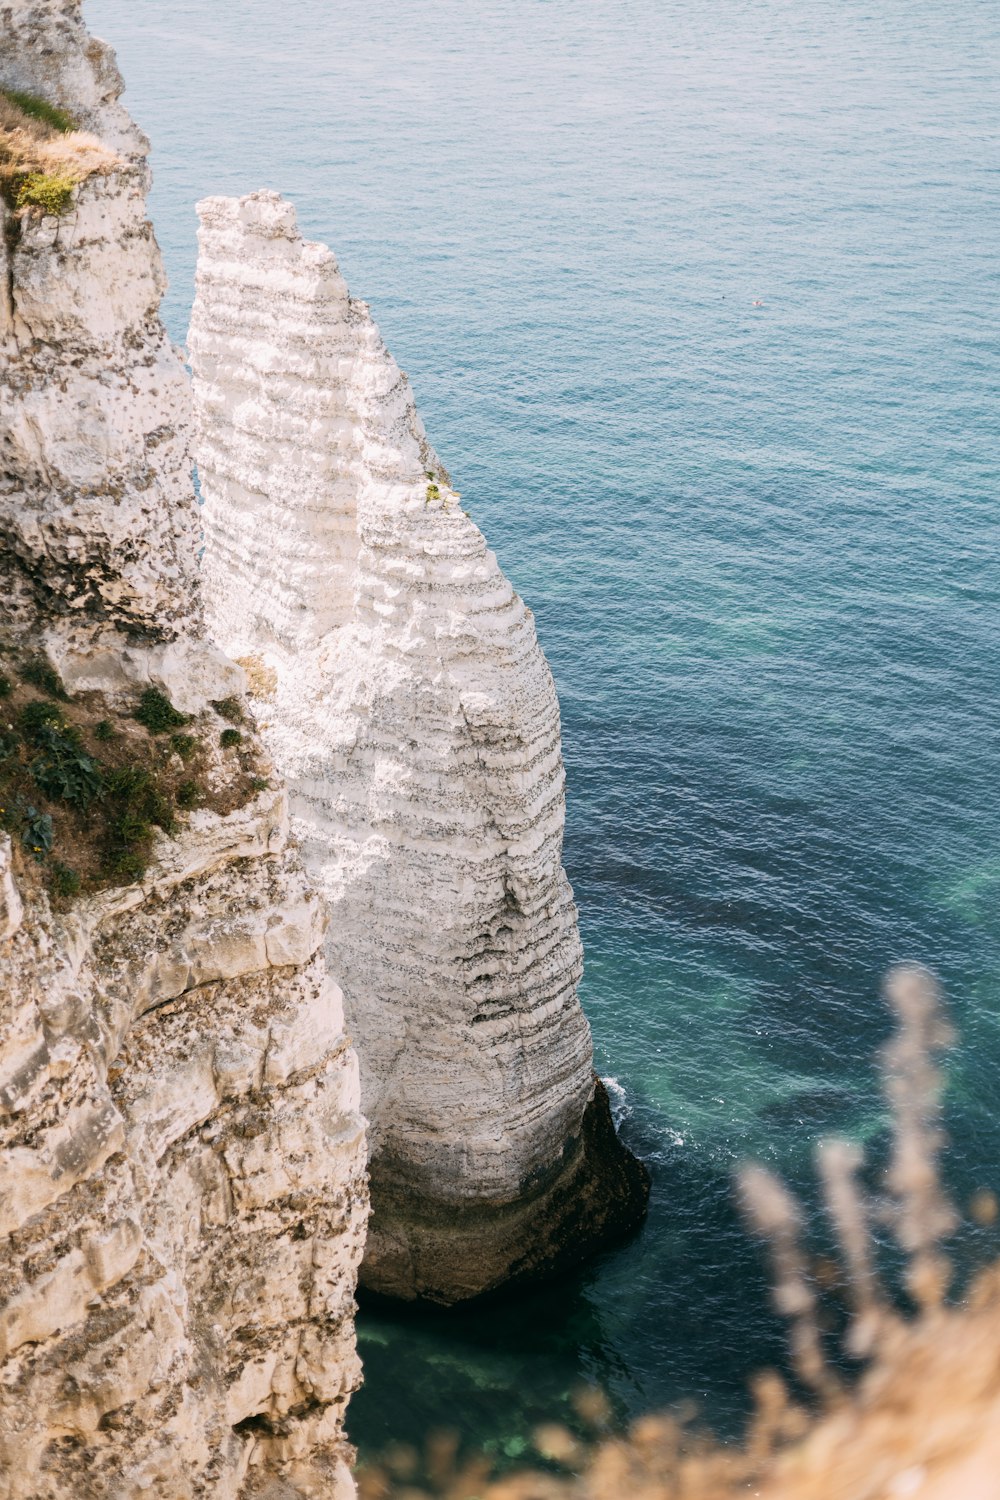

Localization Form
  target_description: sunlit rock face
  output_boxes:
[0,8,368,1498]
[189,191,648,1305]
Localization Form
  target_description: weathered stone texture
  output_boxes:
[188,192,647,1303]
[0,6,368,1497]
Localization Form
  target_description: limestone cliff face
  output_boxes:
[188,192,648,1304]
[0,9,367,1498]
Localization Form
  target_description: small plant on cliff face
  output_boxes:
[93,719,116,742]
[100,765,176,881]
[15,171,76,215]
[219,728,242,749]
[29,720,102,811]
[18,699,62,739]
[426,483,441,503]
[50,860,80,898]
[0,675,11,700]
[169,732,198,760]
[211,696,244,724]
[20,804,53,861]
[133,687,189,735]
[19,656,68,699]
[175,779,201,811]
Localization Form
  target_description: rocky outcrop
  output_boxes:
[0,8,368,1497]
[188,192,648,1304]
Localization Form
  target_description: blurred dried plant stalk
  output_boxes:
[359,965,1000,1500]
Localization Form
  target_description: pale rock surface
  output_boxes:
[0,7,368,1497]
[189,192,648,1303]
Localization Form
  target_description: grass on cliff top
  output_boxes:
[1,89,76,134]
[0,88,116,215]
[0,652,268,906]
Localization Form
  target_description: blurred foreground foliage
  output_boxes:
[359,968,1000,1500]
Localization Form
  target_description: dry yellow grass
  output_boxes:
[0,88,116,211]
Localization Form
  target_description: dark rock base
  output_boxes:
[359,1076,651,1305]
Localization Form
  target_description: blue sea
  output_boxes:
[88,0,1000,1467]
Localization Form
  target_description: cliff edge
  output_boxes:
[0,8,368,1497]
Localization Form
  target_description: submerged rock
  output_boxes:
[188,191,649,1303]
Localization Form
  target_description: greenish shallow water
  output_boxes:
[88,0,1000,1466]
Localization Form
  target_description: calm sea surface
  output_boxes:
[88,0,1000,1466]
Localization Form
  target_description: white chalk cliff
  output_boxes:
[189,192,648,1303]
[0,7,367,1497]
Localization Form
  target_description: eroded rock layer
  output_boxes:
[188,192,648,1303]
[0,8,368,1497]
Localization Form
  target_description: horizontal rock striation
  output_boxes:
[0,8,368,1497]
[189,192,648,1303]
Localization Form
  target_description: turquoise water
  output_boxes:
[89,0,1000,1465]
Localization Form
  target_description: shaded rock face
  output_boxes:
[188,192,648,1304]
[0,7,368,1498]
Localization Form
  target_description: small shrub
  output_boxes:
[134,688,189,735]
[175,779,201,811]
[0,675,11,699]
[21,806,53,861]
[426,483,441,502]
[93,719,116,742]
[15,171,76,215]
[219,728,242,749]
[30,722,102,810]
[249,776,270,793]
[105,848,146,884]
[101,764,176,880]
[0,89,76,133]
[20,656,68,699]
[212,696,244,724]
[104,765,175,832]
[169,732,198,760]
[19,700,63,741]
[50,861,81,898]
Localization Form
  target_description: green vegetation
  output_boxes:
[212,696,244,724]
[170,732,199,759]
[0,675,10,699]
[20,805,54,861]
[100,765,175,881]
[0,89,86,218]
[0,660,264,898]
[426,483,441,502]
[19,656,68,699]
[134,687,189,734]
[50,861,80,898]
[14,171,75,215]
[249,776,270,793]
[25,711,102,811]
[0,89,75,133]
[2,793,55,862]
[19,700,62,737]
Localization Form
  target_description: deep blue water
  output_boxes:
[88,0,1000,1467]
